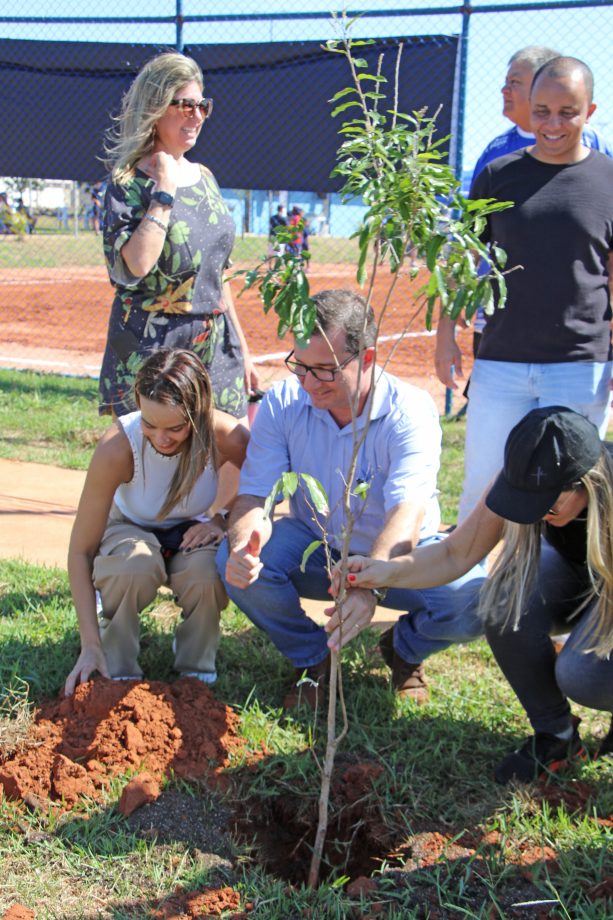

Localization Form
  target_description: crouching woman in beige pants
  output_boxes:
[64,348,249,695]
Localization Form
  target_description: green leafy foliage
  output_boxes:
[233,22,512,344]
[327,32,513,330]
[235,223,316,346]
[263,472,329,521]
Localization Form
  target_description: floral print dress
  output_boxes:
[99,165,246,418]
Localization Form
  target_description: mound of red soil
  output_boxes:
[153,885,249,919]
[1,906,36,920]
[0,677,245,808]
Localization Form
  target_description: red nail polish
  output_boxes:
[348,574,356,582]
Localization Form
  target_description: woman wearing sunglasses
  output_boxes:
[99,51,258,421]
[326,406,613,782]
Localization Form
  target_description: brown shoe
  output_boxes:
[282,656,330,710]
[379,627,429,704]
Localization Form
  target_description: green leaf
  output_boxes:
[331,100,364,118]
[356,72,386,83]
[281,471,299,498]
[497,273,508,309]
[299,474,329,514]
[492,244,507,268]
[263,478,284,519]
[425,234,446,272]
[354,481,370,500]
[329,87,357,102]
[300,540,323,573]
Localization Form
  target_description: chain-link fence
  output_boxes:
[1,2,611,412]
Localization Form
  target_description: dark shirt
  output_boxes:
[544,513,588,567]
[544,442,613,567]
[471,149,613,364]
[269,213,287,237]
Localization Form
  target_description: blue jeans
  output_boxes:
[459,358,612,521]
[485,540,613,735]
[217,517,486,668]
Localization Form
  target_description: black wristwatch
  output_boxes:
[151,190,175,207]
[371,587,388,604]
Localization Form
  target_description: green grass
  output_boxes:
[0,231,359,270]
[0,369,464,525]
[0,560,611,918]
[0,370,111,468]
[1,372,611,915]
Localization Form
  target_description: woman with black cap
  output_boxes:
[326,405,613,783]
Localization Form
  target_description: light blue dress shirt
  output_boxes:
[239,370,442,555]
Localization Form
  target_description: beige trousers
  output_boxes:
[92,513,227,679]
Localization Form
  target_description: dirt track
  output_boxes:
[0,263,475,412]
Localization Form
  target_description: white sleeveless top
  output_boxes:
[113,411,218,528]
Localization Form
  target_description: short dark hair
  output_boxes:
[531,55,594,103]
[312,289,376,354]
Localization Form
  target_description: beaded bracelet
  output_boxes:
[143,213,168,233]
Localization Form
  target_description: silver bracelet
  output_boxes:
[143,213,168,233]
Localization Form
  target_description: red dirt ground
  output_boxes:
[0,264,475,412]
[0,677,245,808]
[1,677,611,917]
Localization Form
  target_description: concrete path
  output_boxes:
[0,457,396,628]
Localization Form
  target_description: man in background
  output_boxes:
[435,46,613,519]
[453,57,613,518]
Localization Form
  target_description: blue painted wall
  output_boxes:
[220,188,368,239]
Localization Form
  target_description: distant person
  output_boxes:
[90,180,104,235]
[301,216,311,271]
[0,192,12,233]
[99,51,259,419]
[450,57,613,520]
[329,408,613,781]
[65,349,248,695]
[16,199,36,234]
[56,205,69,230]
[268,204,287,258]
[436,46,613,466]
[286,206,304,256]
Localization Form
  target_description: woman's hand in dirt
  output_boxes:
[180,519,225,552]
[64,646,110,697]
[324,587,377,653]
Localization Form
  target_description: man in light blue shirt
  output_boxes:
[218,289,485,708]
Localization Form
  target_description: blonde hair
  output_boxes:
[134,348,217,520]
[480,448,613,657]
[104,52,203,184]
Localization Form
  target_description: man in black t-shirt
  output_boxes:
[458,56,613,520]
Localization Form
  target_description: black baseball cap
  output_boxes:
[485,406,602,524]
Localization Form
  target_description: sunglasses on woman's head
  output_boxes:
[169,97,213,119]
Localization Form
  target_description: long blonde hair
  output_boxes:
[480,448,613,657]
[134,348,217,520]
[104,52,203,184]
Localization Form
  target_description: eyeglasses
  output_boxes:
[169,97,213,119]
[284,350,358,382]
[546,482,584,517]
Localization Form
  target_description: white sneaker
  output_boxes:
[179,671,217,685]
